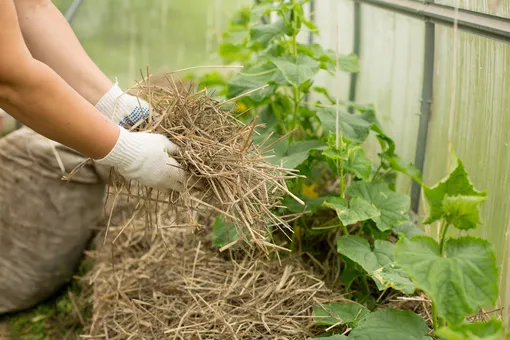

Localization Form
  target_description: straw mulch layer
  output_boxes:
[93,72,302,253]
[82,222,348,340]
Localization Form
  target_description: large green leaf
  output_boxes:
[345,147,372,181]
[346,182,410,231]
[254,105,279,139]
[442,195,487,230]
[337,236,392,274]
[282,195,330,214]
[250,19,289,47]
[218,47,249,64]
[436,319,508,340]
[229,6,252,26]
[324,197,380,226]
[337,53,361,73]
[337,236,415,294]
[270,55,320,86]
[313,302,370,327]
[198,71,229,90]
[375,264,416,295]
[348,309,431,340]
[227,62,277,103]
[212,215,241,248]
[222,29,250,45]
[393,221,426,238]
[389,155,423,184]
[366,114,424,184]
[250,3,277,23]
[423,158,487,225]
[284,140,327,169]
[313,86,337,104]
[322,135,347,160]
[340,258,366,291]
[310,44,360,74]
[317,108,372,144]
[302,17,319,34]
[322,147,349,161]
[395,236,499,324]
[266,139,326,169]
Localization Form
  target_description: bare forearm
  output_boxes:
[13,0,113,105]
[0,0,185,192]
[0,59,119,159]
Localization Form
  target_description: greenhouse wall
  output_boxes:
[436,0,510,18]
[424,26,510,321]
[313,0,510,324]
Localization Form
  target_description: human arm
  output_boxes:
[0,0,118,159]
[12,0,112,105]
[0,0,185,190]
[12,0,150,127]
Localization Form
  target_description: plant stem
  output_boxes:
[312,224,344,231]
[377,170,391,180]
[288,16,299,147]
[432,302,439,332]
[342,223,349,236]
[438,316,446,329]
[438,219,450,256]
[333,18,345,199]
[316,216,342,229]
[292,33,298,56]
[292,86,300,130]
[336,130,345,199]
[288,87,301,149]
[372,163,384,181]
[339,158,345,198]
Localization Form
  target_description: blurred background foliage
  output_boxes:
[52,0,250,88]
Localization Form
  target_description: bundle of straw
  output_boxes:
[95,70,303,252]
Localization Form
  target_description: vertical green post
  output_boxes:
[411,18,435,213]
[348,0,361,113]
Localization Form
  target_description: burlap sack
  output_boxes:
[0,127,108,314]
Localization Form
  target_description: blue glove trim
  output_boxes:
[119,106,151,128]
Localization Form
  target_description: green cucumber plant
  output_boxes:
[310,156,506,339]
[194,0,506,338]
[201,0,420,303]
[395,156,504,339]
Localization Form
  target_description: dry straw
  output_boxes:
[68,67,303,252]
[83,225,348,339]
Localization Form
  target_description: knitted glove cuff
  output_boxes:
[95,81,150,128]
[94,126,140,171]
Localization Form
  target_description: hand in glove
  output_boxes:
[94,126,185,191]
[94,82,186,191]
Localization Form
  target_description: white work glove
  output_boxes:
[94,126,185,191]
[94,81,185,191]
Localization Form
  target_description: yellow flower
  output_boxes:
[301,183,319,198]
[236,102,248,113]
